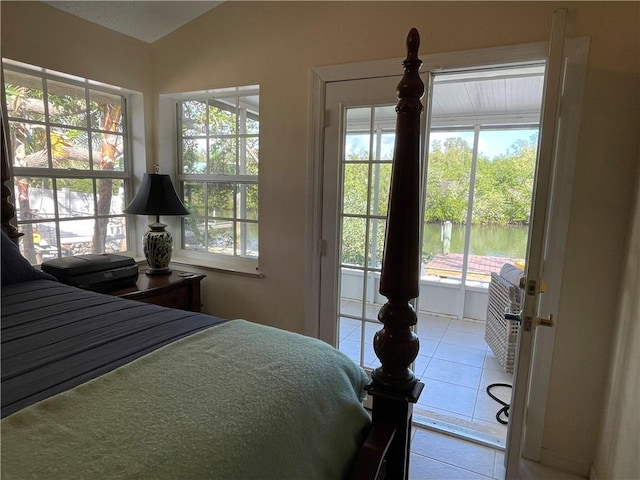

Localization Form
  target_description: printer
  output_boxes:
[42,254,139,292]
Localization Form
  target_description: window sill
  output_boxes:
[170,251,263,278]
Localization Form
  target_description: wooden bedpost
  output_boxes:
[353,28,424,480]
[1,103,21,242]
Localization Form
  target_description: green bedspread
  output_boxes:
[1,320,370,479]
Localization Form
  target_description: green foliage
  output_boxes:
[340,133,537,266]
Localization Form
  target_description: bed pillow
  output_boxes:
[1,228,57,285]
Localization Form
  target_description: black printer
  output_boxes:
[42,254,139,292]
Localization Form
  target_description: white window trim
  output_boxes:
[158,92,261,276]
[3,59,144,262]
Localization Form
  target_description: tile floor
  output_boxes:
[339,301,587,479]
[339,301,514,447]
[409,426,587,479]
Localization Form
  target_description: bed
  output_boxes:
[1,28,425,480]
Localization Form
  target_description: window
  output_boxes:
[177,86,259,260]
[2,60,131,264]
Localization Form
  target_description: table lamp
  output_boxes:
[124,173,189,275]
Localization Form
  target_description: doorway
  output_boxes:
[319,63,544,447]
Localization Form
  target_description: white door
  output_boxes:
[505,9,590,475]
[319,75,405,351]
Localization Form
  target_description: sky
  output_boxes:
[430,129,539,159]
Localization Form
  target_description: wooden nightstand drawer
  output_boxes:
[136,284,190,310]
[107,271,205,312]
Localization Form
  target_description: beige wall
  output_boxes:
[593,176,640,480]
[2,1,639,477]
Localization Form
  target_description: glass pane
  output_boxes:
[96,178,125,215]
[20,221,58,265]
[246,116,259,135]
[238,184,258,220]
[236,221,258,258]
[340,266,364,315]
[56,178,95,218]
[466,128,537,282]
[208,220,234,255]
[51,127,90,170]
[209,100,236,135]
[342,163,369,215]
[337,317,362,366]
[372,105,396,160]
[9,121,48,168]
[59,218,95,255]
[209,138,236,174]
[341,216,366,267]
[89,90,123,133]
[345,107,371,161]
[422,131,473,282]
[182,100,207,136]
[183,216,206,251]
[378,132,396,161]
[364,320,382,368]
[243,136,259,175]
[92,132,124,171]
[239,95,259,134]
[207,183,235,219]
[14,177,55,221]
[47,79,87,127]
[182,181,205,216]
[105,216,127,253]
[370,162,392,216]
[182,138,207,174]
[4,70,45,122]
[368,218,385,269]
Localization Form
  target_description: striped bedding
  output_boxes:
[1,279,227,417]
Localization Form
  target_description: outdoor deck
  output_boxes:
[425,253,523,282]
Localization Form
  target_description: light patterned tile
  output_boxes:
[434,342,487,367]
[411,428,497,478]
[448,318,487,336]
[409,453,493,479]
[484,350,509,372]
[424,358,482,389]
[441,329,489,350]
[418,378,477,417]
[480,368,513,388]
[414,354,432,378]
[474,388,511,425]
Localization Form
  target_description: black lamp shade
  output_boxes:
[124,174,189,217]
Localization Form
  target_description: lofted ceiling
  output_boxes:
[39,2,544,127]
[42,1,222,43]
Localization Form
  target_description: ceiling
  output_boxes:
[42,1,222,43]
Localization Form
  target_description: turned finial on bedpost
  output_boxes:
[371,27,424,393]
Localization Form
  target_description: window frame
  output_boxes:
[2,59,135,264]
[172,86,260,274]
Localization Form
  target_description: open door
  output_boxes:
[505,8,589,476]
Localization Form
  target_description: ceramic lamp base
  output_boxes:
[143,222,173,276]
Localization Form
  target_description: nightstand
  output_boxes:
[108,270,206,312]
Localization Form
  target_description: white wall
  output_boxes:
[2,1,638,477]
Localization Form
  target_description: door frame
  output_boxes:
[306,36,587,464]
